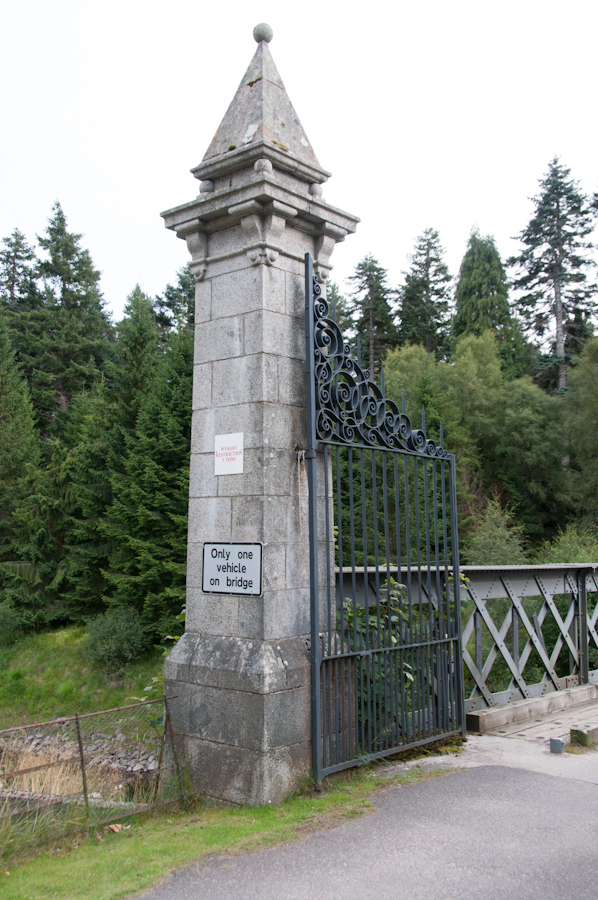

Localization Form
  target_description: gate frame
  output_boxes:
[304,253,466,783]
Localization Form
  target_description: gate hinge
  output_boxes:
[304,450,316,459]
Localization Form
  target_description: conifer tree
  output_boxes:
[346,255,397,376]
[0,312,39,580]
[8,442,73,628]
[154,265,195,335]
[101,326,193,638]
[0,229,41,309]
[109,286,161,440]
[453,230,510,337]
[509,158,597,390]
[7,203,113,437]
[397,229,451,357]
[453,230,530,378]
[62,287,162,618]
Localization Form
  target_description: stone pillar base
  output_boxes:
[165,633,311,805]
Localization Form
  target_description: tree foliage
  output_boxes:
[509,158,597,390]
[397,228,451,357]
[346,255,398,376]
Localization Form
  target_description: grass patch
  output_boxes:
[0,628,163,728]
[1,763,448,900]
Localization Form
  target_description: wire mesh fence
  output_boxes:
[0,697,185,858]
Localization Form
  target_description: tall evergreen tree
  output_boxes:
[453,230,510,337]
[7,441,73,628]
[62,287,162,618]
[6,203,113,437]
[0,229,41,309]
[154,265,195,336]
[346,255,397,376]
[453,230,530,378]
[509,158,597,390]
[397,228,451,357]
[566,337,598,519]
[108,286,161,439]
[0,312,39,579]
[101,326,193,638]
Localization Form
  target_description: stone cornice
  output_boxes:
[161,162,359,281]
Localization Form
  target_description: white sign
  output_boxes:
[202,543,262,596]
[215,432,243,475]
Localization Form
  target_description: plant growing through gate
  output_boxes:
[338,578,413,753]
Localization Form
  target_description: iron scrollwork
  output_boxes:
[311,274,449,459]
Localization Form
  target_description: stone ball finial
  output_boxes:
[253,23,273,43]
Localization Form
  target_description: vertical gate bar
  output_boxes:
[304,252,322,782]
[422,458,436,734]
[334,654,341,764]
[347,447,357,759]
[335,445,345,656]
[360,449,369,651]
[371,450,382,639]
[413,457,423,637]
[579,571,589,685]
[432,460,445,733]
[321,656,327,770]
[359,631,366,755]
[324,444,332,658]
[348,448,358,647]
[381,453,392,747]
[431,460,443,629]
[393,454,403,606]
[448,454,465,735]
[403,453,413,640]
[360,450,373,755]
[440,458,450,633]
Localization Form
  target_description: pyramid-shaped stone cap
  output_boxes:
[195,38,328,182]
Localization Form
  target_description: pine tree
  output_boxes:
[0,229,41,309]
[453,230,510,337]
[0,312,39,580]
[6,203,113,437]
[60,383,115,620]
[154,265,195,335]
[346,255,397,376]
[62,287,162,619]
[397,229,451,357]
[8,442,73,628]
[109,286,161,439]
[101,327,193,638]
[509,158,597,390]
[453,230,530,378]
[566,337,598,518]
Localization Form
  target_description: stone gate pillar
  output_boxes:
[162,24,358,805]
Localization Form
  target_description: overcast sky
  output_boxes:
[1,0,596,320]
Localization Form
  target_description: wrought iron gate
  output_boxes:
[304,254,465,782]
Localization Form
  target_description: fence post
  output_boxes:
[579,571,589,685]
[164,699,187,810]
[74,713,89,817]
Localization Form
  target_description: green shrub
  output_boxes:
[83,607,149,672]
[462,493,528,565]
[0,602,22,647]
[535,525,598,564]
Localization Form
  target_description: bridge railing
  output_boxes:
[460,565,598,712]
[336,564,598,714]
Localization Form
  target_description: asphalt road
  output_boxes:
[137,765,598,900]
